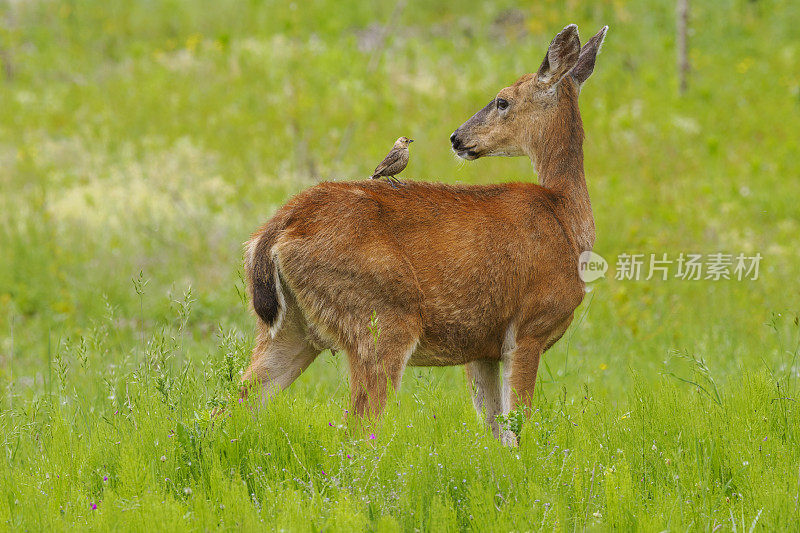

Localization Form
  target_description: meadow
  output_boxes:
[1,0,799,530]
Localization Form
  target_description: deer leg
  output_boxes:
[240,307,319,404]
[346,331,418,424]
[493,335,549,447]
[465,360,503,438]
[505,313,574,412]
[506,336,545,412]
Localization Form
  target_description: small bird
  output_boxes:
[370,136,413,185]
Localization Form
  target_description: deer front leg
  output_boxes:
[507,336,545,412]
[497,335,549,446]
[506,314,574,413]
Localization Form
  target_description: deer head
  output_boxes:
[450,25,607,164]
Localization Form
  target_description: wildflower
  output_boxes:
[160,455,167,462]
[91,503,97,510]
[321,470,326,476]
[369,434,376,440]
[103,476,108,482]
[329,422,334,427]
[347,454,352,459]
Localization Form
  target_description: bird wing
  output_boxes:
[372,149,403,176]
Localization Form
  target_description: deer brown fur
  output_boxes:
[242,24,607,445]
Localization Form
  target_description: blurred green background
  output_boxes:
[1,0,799,529]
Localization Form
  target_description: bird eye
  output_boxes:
[496,98,509,111]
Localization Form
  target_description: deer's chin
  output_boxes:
[486,150,520,157]
[454,147,482,160]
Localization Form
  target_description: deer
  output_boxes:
[241,24,607,446]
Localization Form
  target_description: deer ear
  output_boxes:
[537,24,581,87]
[570,26,608,87]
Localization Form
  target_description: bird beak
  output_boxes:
[409,139,414,143]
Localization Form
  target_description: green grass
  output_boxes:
[1,0,800,530]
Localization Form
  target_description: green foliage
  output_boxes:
[1,0,800,529]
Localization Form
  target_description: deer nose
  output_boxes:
[450,130,461,149]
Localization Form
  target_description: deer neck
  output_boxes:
[528,87,595,252]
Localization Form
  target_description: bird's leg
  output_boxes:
[387,176,403,187]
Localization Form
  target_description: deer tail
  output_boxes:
[244,222,286,333]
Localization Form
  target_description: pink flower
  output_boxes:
[103,476,108,482]
[321,470,326,476]
[91,503,97,510]
[369,434,376,440]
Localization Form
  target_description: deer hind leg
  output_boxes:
[241,301,319,404]
[465,360,503,438]
[345,321,419,423]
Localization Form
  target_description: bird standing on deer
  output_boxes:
[369,136,413,185]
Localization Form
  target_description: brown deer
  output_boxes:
[242,24,607,445]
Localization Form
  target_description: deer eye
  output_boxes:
[496,98,509,111]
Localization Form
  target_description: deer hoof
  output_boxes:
[500,429,519,447]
